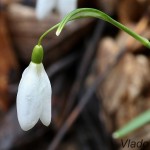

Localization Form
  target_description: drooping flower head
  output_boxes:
[17,45,52,131]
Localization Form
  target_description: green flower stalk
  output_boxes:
[56,8,150,49]
[38,8,150,48]
[17,8,150,132]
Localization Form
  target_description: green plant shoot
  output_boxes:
[37,8,150,138]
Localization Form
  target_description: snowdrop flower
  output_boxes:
[36,0,57,20]
[17,45,52,131]
[36,0,77,20]
[57,0,77,18]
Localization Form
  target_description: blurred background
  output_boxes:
[0,0,150,150]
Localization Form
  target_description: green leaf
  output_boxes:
[113,109,150,139]
[56,8,150,49]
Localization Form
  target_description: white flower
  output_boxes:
[36,0,57,20]
[36,0,77,20]
[17,62,52,131]
[57,0,77,18]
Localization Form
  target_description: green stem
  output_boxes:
[38,8,150,48]
[38,23,60,45]
[112,109,150,139]
[36,8,150,137]
[56,8,150,49]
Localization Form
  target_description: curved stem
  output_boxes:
[38,23,60,45]
[36,8,150,137]
[38,8,150,48]
[56,8,150,49]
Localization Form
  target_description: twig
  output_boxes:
[47,46,127,150]
[62,20,106,120]
[81,109,108,150]
[46,52,80,77]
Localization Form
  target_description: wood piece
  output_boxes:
[96,37,150,141]
[117,0,149,25]
[116,15,150,52]
[98,0,118,14]
[99,52,150,115]
[0,12,18,111]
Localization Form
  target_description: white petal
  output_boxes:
[17,62,43,131]
[39,66,52,126]
[35,0,57,20]
[57,0,77,19]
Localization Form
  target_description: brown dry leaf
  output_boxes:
[96,37,150,134]
[0,13,18,111]
[117,0,149,25]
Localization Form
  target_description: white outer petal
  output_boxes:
[57,0,77,19]
[39,66,52,126]
[17,62,51,131]
[36,0,57,20]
